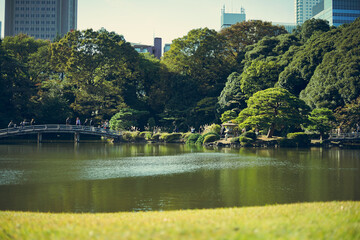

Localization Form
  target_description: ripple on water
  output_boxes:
[0,152,280,185]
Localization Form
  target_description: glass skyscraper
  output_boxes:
[295,0,321,25]
[312,0,360,26]
[5,0,78,40]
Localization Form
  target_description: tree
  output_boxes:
[219,20,288,68]
[217,72,247,115]
[306,108,335,141]
[162,28,232,97]
[110,108,149,130]
[335,96,360,132]
[299,18,330,42]
[1,35,50,125]
[50,29,142,120]
[277,33,336,95]
[236,88,310,138]
[220,110,238,123]
[240,60,280,98]
[299,21,360,110]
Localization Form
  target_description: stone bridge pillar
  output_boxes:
[37,133,42,143]
[74,132,80,143]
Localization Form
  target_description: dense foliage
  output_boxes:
[236,88,309,138]
[1,18,359,136]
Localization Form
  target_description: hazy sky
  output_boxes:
[0,0,294,45]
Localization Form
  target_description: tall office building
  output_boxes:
[153,37,162,59]
[221,5,246,29]
[313,0,360,26]
[5,0,77,40]
[295,0,321,24]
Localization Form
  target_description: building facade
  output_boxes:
[272,22,297,33]
[0,21,2,39]
[295,0,321,24]
[312,0,360,26]
[131,37,162,59]
[164,43,171,53]
[5,0,77,40]
[221,5,246,29]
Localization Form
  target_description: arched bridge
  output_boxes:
[0,125,122,142]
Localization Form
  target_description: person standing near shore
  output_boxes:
[76,117,81,126]
[66,117,71,125]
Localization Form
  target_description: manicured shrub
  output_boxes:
[231,137,240,143]
[121,131,132,142]
[160,133,182,142]
[205,124,221,135]
[239,136,253,143]
[203,134,220,144]
[278,138,297,147]
[140,131,152,139]
[239,136,254,147]
[196,132,220,145]
[121,131,143,142]
[186,133,201,144]
[241,131,257,140]
[182,132,193,141]
[131,131,143,141]
[287,132,310,147]
[151,133,162,141]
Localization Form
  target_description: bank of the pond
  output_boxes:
[1,202,359,240]
[115,132,360,149]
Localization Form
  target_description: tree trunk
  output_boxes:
[267,123,275,138]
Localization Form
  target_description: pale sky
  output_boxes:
[0,0,294,45]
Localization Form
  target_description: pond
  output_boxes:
[0,143,359,213]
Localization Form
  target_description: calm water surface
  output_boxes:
[0,142,359,212]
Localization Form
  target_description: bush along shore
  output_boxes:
[112,129,360,149]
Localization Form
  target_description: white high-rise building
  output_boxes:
[5,0,77,40]
[221,5,246,29]
[295,0,321,25]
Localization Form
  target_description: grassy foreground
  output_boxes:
[1,202,359,240]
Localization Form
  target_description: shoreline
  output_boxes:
[0,137,360,149]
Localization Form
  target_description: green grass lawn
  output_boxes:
[1,201,359,239]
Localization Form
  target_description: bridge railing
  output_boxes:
[0,125,122,137]
[328,132,360,139]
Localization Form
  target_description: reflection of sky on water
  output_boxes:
[0,153,277,185]
[78,153,277,180]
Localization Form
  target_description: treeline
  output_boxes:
[1,18,359,136]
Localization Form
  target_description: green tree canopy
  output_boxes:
[236,88,310,138]
[299,18,360,109]
[110,108,149,131]
[220,110,238,123]
[0,35,50,124]
[240,60,280,98]
[299,18,330,42]
[219,20,288,68]
[162,28,232,97]
[335,96,360,132]
[216,72,247,115]
[50,29,141,120]
[306,108,335,141]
